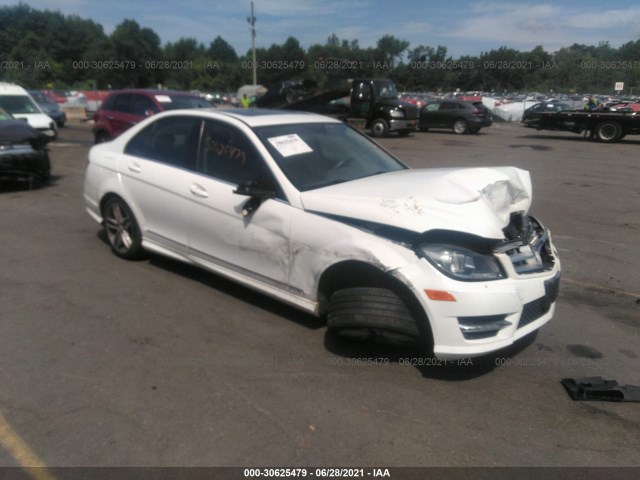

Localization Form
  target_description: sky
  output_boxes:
[4,0,640,58]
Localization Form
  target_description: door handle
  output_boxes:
[127,162,141,173]
[189,183,209,198]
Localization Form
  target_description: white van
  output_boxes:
[0,83,57,138]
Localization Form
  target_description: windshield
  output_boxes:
[0,95,41,114]
[373,81,398,99]
[254,122,407,191]
[158,95,212,110]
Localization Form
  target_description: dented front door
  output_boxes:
[185,119,292,286]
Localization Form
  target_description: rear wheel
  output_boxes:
[327,287,420,344]
[594,121,622,143]
[453,118,468,134]
[370,118,389,138]
[102,197,144,259]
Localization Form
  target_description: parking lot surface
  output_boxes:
[1,121,639,469]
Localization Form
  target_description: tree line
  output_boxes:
[1,3,639,95]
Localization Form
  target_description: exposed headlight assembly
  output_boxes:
[417,244,506,281]
[390,109,405,118]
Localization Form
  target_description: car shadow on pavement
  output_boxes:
[146,252,325,332]
[0,175,59,192]
[323,330,538,381]
[95,230,539,379]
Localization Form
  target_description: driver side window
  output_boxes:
[199,120,283,199]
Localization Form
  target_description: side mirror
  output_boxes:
[233,180,276,199]
[233,180,276,217]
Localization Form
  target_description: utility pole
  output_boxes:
[247,1,257,85]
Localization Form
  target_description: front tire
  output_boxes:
[370,118,389,138]
[102,197,144,259]
[327,287,420,343]
[453,118,468,134]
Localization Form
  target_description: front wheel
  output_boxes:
[327,287,421,344]
[370,118,389,138]
[102,197,144,259]
[453,118,468,134]
[594,121,622,143]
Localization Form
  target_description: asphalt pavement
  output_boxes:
[0,120,639,473]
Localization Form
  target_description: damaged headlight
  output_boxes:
[417,244,506,281]
[390,109,405,118]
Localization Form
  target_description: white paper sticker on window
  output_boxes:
[267,134,313,157]
[155,95,172,103]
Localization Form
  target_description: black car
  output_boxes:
[521,102,572,127]
[28,90,66,127]
[418,100,492,134]
[0,108,51,188]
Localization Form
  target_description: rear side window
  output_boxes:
[473,102,488,112]
[440,102,459,110]
[124,116,202,170]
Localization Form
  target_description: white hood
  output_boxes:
[300,167,532,239]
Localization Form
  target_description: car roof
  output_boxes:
[0,82,30,95]
[167,108,343,128]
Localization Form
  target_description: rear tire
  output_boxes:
[594,121,622,143]
[327,287,420,342]
[102,197,144,260]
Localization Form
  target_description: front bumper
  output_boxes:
[0,146,50,183]
[395,252,561,360]
[389,118,418,132]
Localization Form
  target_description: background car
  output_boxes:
[418,99,492,134]
[28,90,66,127]
[521,102,572,125]
[0,107,51,188]
[0,82,57,138]
[92,89,213,143]
[606,102,640,112]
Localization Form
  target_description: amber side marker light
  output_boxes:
[424,289,457,302]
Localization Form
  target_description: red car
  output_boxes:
[93,89,212,143]
[608,102,640,112]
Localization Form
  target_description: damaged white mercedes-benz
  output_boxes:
[84,109,560,360]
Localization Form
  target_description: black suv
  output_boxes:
[418,100,493,134]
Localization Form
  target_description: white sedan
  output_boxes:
[83,108,561,359]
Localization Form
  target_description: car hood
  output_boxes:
[299,167,532,239]
[11,113,54,130]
